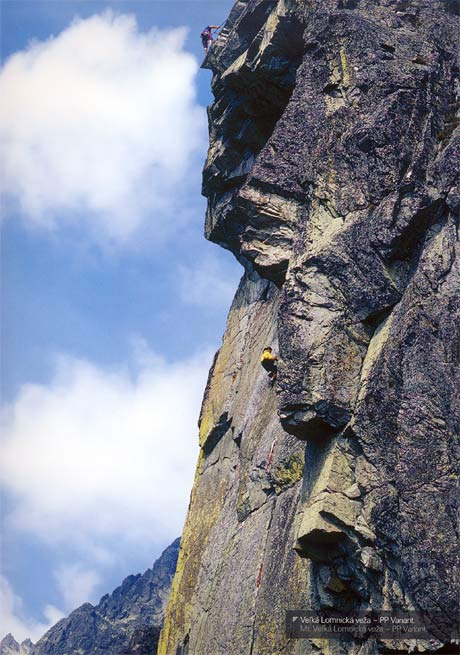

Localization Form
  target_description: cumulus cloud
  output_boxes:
[0,12,206,244]
[0,345,211,554]
[178,252,241,310]
[0,575,64,643]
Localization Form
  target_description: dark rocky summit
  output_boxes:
[159,1,460,654]
[1,538,179,655]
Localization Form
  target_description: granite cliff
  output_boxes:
[159,1,460,654]
[1,539,179,655]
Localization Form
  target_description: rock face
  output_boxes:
[16,538,180,655]
[159,1,459,654]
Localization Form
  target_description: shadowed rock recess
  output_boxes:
[159,1,460,654]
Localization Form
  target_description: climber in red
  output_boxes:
[261,347,278,383]
[201,25,220,54]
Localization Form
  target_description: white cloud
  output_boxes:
[0,575,64,643]
[178,252,241,309]
[54,564,101,611]
[0,12,206,244]
[42,604,65,627]
[0,346,211,553]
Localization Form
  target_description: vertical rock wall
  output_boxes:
[159,1,459,653]
[160,271,310,654]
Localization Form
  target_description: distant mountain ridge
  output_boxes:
[1,538,180,655]
[0,635,33,655]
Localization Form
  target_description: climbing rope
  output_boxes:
[256,562,263,588]
[265,439,277,473]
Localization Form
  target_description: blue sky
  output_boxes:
[0,0,239,642]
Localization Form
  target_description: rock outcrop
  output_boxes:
[159,1,459,654]
[2,538,179,655]
[0,636,33,655]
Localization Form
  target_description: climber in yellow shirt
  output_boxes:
[261,347,278,382]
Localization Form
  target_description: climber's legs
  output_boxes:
[263,361,277,383]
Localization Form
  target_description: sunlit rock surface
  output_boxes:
[159,1,459,653]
